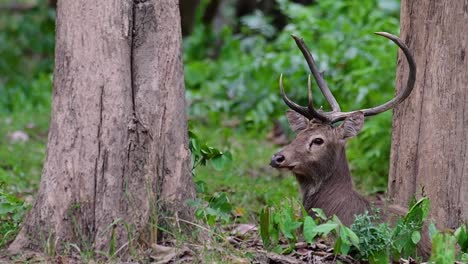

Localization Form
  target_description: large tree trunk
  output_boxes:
[9,0,194,254]
[389,0,468,229]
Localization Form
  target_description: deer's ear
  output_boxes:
[337,111,364,140]
[286,110,309,133]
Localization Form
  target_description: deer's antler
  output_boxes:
[280,32,416,124]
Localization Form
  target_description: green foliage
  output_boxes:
[259,200,302,253]
[302,215,316,243]
[326,215,361,256]
[0,184,29,247]
[349,198,430,262]
[429,223,468,263]
[0,0,54,200]
[0,75,52,194]
[460,253,468,263]
[189,127,232,171]
[259,200,360,256]
[188,192,233,227]
[259,207,272,248]
[0,73,51,249]
[188,129,234,226]
[259,200,300,251]
[0,0,55,113]
[350,210,392,263]
[259,197,436,262]
[391,197,430,258]
[430,231,456,264]
[0,0,54,221]
[455,223,468,253]
[184,0,401,192]
[350,198,431,262]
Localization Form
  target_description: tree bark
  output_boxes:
[389,0,468,229]
[9,0,194,254]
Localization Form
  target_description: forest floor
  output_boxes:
[0,227,436,264]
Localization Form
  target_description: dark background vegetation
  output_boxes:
[0,0,402,251]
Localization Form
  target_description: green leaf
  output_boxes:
[428,222,438,240]
[278,214,301,240]
[333,236,343,255]
[207,214,216,226]
[343,226,360,247]
[210,155,225,171]
[204,207,218,216]
[332,215,342,225]
[311,208,328,221]
[411,231,421,244]
[194,208,204,219]
[272,245,283,254]
[369,251,390,264]
[194,180,207,194]
[185,61,212,87]
[223,151,232,161]
[340,241,351,256]
[303,216,317,244]
[259,207,271,249]
[211,150,232,171]
[209,192,232,213]
[109,225,116,256]
[454,224,468,252]
[430,232,456,263]
[314,222,338,236]
[459,252,468,263]
[405,197,430,224]
[0,203,17,214]
[338,232,351,255]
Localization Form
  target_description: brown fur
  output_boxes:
[270,110,431,259]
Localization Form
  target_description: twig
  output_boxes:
[165,217,229,244]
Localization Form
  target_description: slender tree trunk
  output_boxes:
[389,0,468,229]
[9,0,194,254]
[179,0,201,36]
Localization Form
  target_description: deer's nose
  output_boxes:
[270,153,286,168]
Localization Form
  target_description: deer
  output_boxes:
[269,32,431,258]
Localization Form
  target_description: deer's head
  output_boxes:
[270,32,416,185]
[270,110,364,179]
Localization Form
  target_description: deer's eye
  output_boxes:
[309,138,323,147]
[310,138,324,147]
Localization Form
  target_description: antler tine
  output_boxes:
[279,74,328,122]
[279,74,312,119]
[360,32,416,117]
[307,74,314,111]
[327,32,417,123]
[291,35,341,112]
[306,74,328,121]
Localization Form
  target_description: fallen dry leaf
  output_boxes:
[231,223,257,237]
[150,244,192,264]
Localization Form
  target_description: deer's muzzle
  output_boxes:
[270,153,286,168]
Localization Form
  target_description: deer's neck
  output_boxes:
[295,148,370,225]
